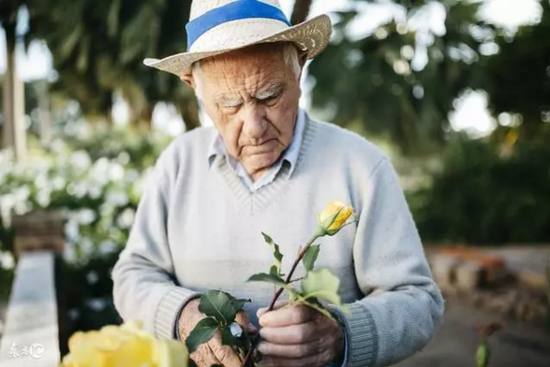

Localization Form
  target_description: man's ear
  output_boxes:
[180,73,196,89]
[298,51,308,68]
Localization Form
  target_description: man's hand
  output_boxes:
[256,303,345,367]
[178,298,256,367]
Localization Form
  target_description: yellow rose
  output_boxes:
[317,201,354,236]
[60,320,188,367]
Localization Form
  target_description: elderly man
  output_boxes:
[112,1,444,366]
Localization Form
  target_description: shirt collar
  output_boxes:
[207,108,306,176]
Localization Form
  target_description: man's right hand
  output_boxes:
[178,298,255,367]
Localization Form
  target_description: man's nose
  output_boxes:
[241,105,267,140]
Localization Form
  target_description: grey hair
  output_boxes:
[192,42,301,100]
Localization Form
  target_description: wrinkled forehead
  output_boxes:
[197,43,292,85]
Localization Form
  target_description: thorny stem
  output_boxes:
[243,234,320,366]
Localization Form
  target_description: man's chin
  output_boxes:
[244,153,281,172]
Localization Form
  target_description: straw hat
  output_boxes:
[143,0,332,76]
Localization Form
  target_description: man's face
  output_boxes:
[185,43,303,180]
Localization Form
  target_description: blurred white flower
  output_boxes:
[52,176,67,191]
[92,158,111,183]
[65,219,80,242]
[87,298,107,311]
[124,169,141,185]
[99,240,118,255]
[64,243,78,263]
[71,150,92,170]
[106,190,129,206]
[0,251,15,269]
[86,270,99,285]
[36,190,52,207]
[109,163,125,182]
[80,238,95,257]
[76,209,97,225]
[117,151,131,165]
[117,208,135,228]
[100,202,115,218]
[88,184,103,199]
[14,186,31,202]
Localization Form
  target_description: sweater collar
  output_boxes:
[207,108,306,179]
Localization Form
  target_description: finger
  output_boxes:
[257,301,288,319]
[259,304,317,327]
[236,310,258,333]
[257,339,321,359]
[259,323,318,345]
[208,333,242,367]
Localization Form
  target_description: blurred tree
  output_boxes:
[291,0,312,25]
[409,132,550,244]
[25,0,317,130]
[308,0,493,155]
[479,0,550,143]
[27,0,199,129]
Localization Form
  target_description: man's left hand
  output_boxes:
[256,303,345,367]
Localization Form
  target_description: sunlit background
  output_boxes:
[1,1,549,366]
[0,0,543,136]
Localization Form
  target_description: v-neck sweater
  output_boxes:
[112,115,444,367]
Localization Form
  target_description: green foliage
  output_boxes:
[261,232,284,277]
[478,1,550,136]
[185,317,219,353]
[409,133,550,244]
[0,129,170,336]
[185,290,250,356]
[476,340,489,367]
[300,269,345,308]
[199,290,247,325]
[308,0,493,155]
[27,0,199,127]
[189,211,354,364]
[302,244,320,272]
[247,273,291,290]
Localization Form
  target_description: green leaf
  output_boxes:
[185,317,219,353]
[199,290,237,325]
[247,273,288,288]
[226,294,251,313]
[262,232,284,276]
[302,245,320,271]
[300,269,345,307]
[476,341,489,367]
[221,325,234,347]
[301,298,338,322]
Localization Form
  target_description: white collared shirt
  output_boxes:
[207,108,306,192]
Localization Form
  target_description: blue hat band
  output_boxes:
[185,1,291,52]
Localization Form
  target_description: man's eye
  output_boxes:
[220,102,241,111]
[261,94,280,103]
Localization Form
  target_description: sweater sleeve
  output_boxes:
[332,158,444,366]
[112,148,200,339]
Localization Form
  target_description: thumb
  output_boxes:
[236,310,258,333]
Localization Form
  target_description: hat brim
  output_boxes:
[143,14,332,77]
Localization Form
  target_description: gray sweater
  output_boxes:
[112,115,444,366]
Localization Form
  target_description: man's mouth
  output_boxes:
[242,139,279,154]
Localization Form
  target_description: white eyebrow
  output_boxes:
[217,96,243,108]
[255,83,286,101]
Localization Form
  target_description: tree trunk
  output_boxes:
[290,0,313,25]
[128,103,154,130]
[180,97,201,132]
[2,19,26,160]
